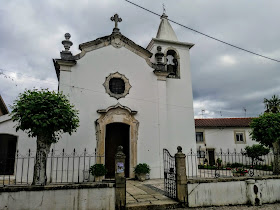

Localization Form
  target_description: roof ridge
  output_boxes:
[195,117,255,128]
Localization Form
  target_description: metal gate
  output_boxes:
[163,148,176,199]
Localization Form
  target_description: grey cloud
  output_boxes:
[0,0,279,118]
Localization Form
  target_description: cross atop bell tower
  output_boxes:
[111,13,122,33]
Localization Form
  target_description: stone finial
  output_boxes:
[62,33,73,52]
[117,145,123,152]
[111,14,122,33]
[161,4,168,19]
[155,46,164,65]
[115,145,126,159]
[177,146,182,153]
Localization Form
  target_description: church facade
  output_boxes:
[53,13,197,178]
[0,13,196,179]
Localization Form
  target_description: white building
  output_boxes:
[195,118,258,165]
[0,13,197,179]
[0,95,35,177]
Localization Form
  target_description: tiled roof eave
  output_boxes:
[195,125,250,128]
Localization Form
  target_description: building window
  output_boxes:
[236,133,244,142]
[196,132,204,143]
[109,78,125,94]
[197,150,205,158]
[0,134,17,175]
[103,72,131,99]
[234,131,246,144]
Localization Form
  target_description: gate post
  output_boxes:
[175,146,187,203]
[115,146,126,210]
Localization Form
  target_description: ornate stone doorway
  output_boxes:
[96,103,139,178]
[105,123,130,178]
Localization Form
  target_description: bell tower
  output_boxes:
[147,11,197,158]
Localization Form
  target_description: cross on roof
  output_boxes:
[163,3,166,14]
[111,13,122,33]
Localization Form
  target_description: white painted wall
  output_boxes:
[187,178,280,207]
[55,32,199,179]
[57,45,162,178]
[0,185,115,210]
[0,115,36,153]
[188,181,247,207]
[196,127,258,153]
[260,179,280,203]
[56,39,197,178]
[149,41,197,175]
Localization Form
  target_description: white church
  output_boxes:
[0,13,197,179]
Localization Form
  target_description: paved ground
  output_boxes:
[126,179,179,209]
[126,179,280,209]
[175,203,280,209]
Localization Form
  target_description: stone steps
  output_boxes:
[126,179,180,210]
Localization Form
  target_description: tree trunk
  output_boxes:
[32,135,51,185]
[272,142,280,175]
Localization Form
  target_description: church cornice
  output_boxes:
[76,33,153,60]
[53,59,77,81]
[147,38,194,51]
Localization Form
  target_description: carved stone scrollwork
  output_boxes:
[111,37,123,48]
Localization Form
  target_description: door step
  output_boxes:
[126,200,180,210]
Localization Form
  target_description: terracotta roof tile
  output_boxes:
[195,118,255,128]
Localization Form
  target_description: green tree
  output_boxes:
[250,113,280,174]
[11,89,79,185]
[243,144,270,165]
[264,94,280,113]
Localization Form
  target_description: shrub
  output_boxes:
[89,164,107,177]
[134,163,150,174]
[243,144,270,163]
[198,165,217,170]
[230,163,243,168]
[216,158,222,166]
[253,164,273,171]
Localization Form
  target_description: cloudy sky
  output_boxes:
[0,0,279,118]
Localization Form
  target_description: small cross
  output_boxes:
[163,3,166,14]
[111,13,122,33]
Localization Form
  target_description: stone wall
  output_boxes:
[187,176,280,207]
[0,183,115,210]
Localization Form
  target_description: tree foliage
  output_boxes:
[11,89,79,144]
[243,144,270,162]
[264,94,280,113]
[250,113,280,148]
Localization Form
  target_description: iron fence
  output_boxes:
[186,148,278,179]
[0,149,104,186]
